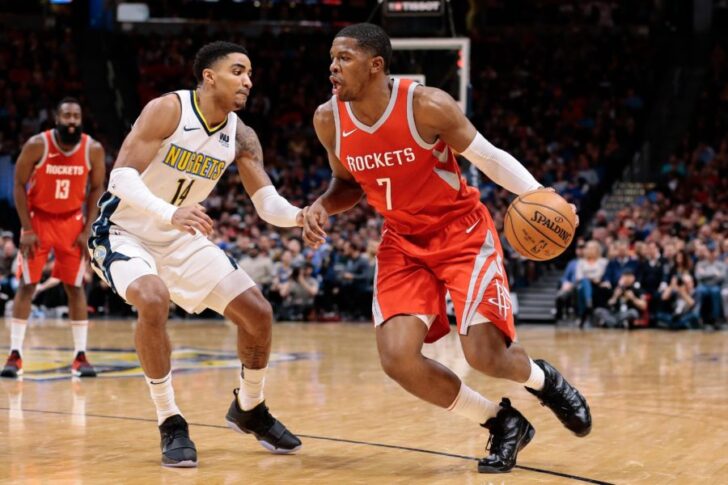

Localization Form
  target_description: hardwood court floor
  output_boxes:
[1,319,727,484]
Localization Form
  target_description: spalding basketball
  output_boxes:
[504,189,576,261]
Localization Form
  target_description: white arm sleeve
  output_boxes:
[108,167,177,224]
[460,132,541,195]
[250,185,301,227]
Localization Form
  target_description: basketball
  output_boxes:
[504,189,576,261]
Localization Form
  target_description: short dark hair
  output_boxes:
[56,96,81,113]
[335,23,392,73]
[193,41,249,83]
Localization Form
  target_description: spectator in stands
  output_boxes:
[238,243,275,296]
[665,248,694,283]
[555,240,584,322]
[575,240,608,327]
[287,237,305,268]
[639,240,667,316]
[656,274,700,330]
[594,269,647,328]
[270,250,295,314]
[602,240,641,289]
[694,246,726,325]
[287,263,320,321]
[721,239,728,323]
[341,242,372,320]
[0,231,17,310]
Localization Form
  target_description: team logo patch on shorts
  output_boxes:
[13,347,320,381]
[93,246,107,266]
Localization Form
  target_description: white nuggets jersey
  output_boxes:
[106,90,237,243]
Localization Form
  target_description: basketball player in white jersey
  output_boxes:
[88,42,302,467]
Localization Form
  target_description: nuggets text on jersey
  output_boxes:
[162,143,227,180]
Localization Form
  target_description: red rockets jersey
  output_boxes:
[27,130,91,214]
[333,78,480,235]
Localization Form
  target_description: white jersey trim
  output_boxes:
[344,78,400,134]
[84,135,93,170]
[407,82,437,150]
[48,130,84,157]
[35,131,50,169]
[331,97,341,160]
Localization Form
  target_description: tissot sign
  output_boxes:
[385,0,444,16]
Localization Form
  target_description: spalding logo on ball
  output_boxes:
[504,189,576,261]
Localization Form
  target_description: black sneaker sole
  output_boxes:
[1,368,21,378]
[478,424,536,473]
[161,458,198,468]
[72,368,97,378]
[225,418,302,454]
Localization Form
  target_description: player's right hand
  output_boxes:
[171,204,214,236]
[20,230,39,259]
[302,202,328,249]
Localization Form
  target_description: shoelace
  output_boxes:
[164,427,189,446]
[485,426,503,454]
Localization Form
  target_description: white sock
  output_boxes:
[238,366,267,411]
[523,359,545,391]
[71,320,88,354]
[447,382,501,425]
[145,371,182,425]
[10,318,28,355]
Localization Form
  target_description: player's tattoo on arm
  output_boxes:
[235,123,271,191]
[236,124,263,165]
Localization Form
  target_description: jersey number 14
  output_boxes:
[171,178,195,206]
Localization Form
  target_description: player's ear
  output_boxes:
[203,67,215,85]
[370,56,384,75]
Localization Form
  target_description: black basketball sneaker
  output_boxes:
[478,398,535,473]
[225,389,302,454]
[159,414,198,467]
[525,359,592,437]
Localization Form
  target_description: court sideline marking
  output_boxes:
[1,406,613,485]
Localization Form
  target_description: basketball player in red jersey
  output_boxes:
[303,24,591,473]
[1,98,106,379]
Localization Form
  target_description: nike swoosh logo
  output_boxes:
[48,153,60,158]
[465,219,481,234]
[183,126,200,131]
[342,128,358,137]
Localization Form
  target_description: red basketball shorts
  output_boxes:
[17,209,86,286]
[373,204,516,344]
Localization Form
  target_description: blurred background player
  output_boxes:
[1,97,105,379]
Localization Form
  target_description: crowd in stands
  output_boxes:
[554,39,728,330]
[1,15,664,323]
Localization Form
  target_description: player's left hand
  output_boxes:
[542,187,579,227]
[302,202,328,249]
[75,227,92,255]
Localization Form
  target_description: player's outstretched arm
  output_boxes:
[413,86,541,196]
[109,94,212,235]
[302,101,364,249]
[235,120,302,228]
[13,134,45,258]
